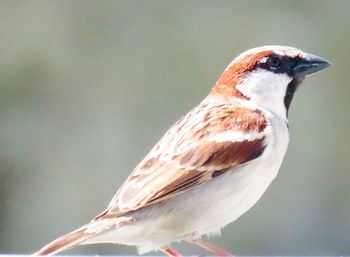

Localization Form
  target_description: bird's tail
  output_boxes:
[32,226,94,256]
[32,216,132,256]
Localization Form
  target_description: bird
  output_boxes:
[33,45,330,257]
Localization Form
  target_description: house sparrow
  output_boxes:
[33,45,330,257]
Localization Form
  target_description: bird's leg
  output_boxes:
[190,238,233,256]
[159,246,184,257]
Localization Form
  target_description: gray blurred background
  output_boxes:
[0,0,349,255]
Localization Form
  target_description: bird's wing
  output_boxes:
[95,102,269,219]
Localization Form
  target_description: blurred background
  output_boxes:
[0,0,349,255]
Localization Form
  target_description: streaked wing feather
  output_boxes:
[95,103,268,220]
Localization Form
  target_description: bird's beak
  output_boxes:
[293,53,330,77]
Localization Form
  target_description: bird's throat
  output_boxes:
[284,76,304,115]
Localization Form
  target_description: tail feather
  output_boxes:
[32,226,94,256]
[32,217,133,256]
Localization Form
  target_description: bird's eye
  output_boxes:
[268,57,282,68]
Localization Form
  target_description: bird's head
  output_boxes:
[210,45,330,117]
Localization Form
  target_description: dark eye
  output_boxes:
[268,56,282,68]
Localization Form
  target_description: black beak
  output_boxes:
[293,53,330,77]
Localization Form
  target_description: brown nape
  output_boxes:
[210,50,273,99]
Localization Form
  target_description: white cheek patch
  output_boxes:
[236,70,292,117]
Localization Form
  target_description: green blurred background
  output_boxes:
[0,0,349,255]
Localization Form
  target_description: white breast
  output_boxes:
[166,112,290,237]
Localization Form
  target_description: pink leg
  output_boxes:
[190,238,234,256]
[159,246,184,257]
